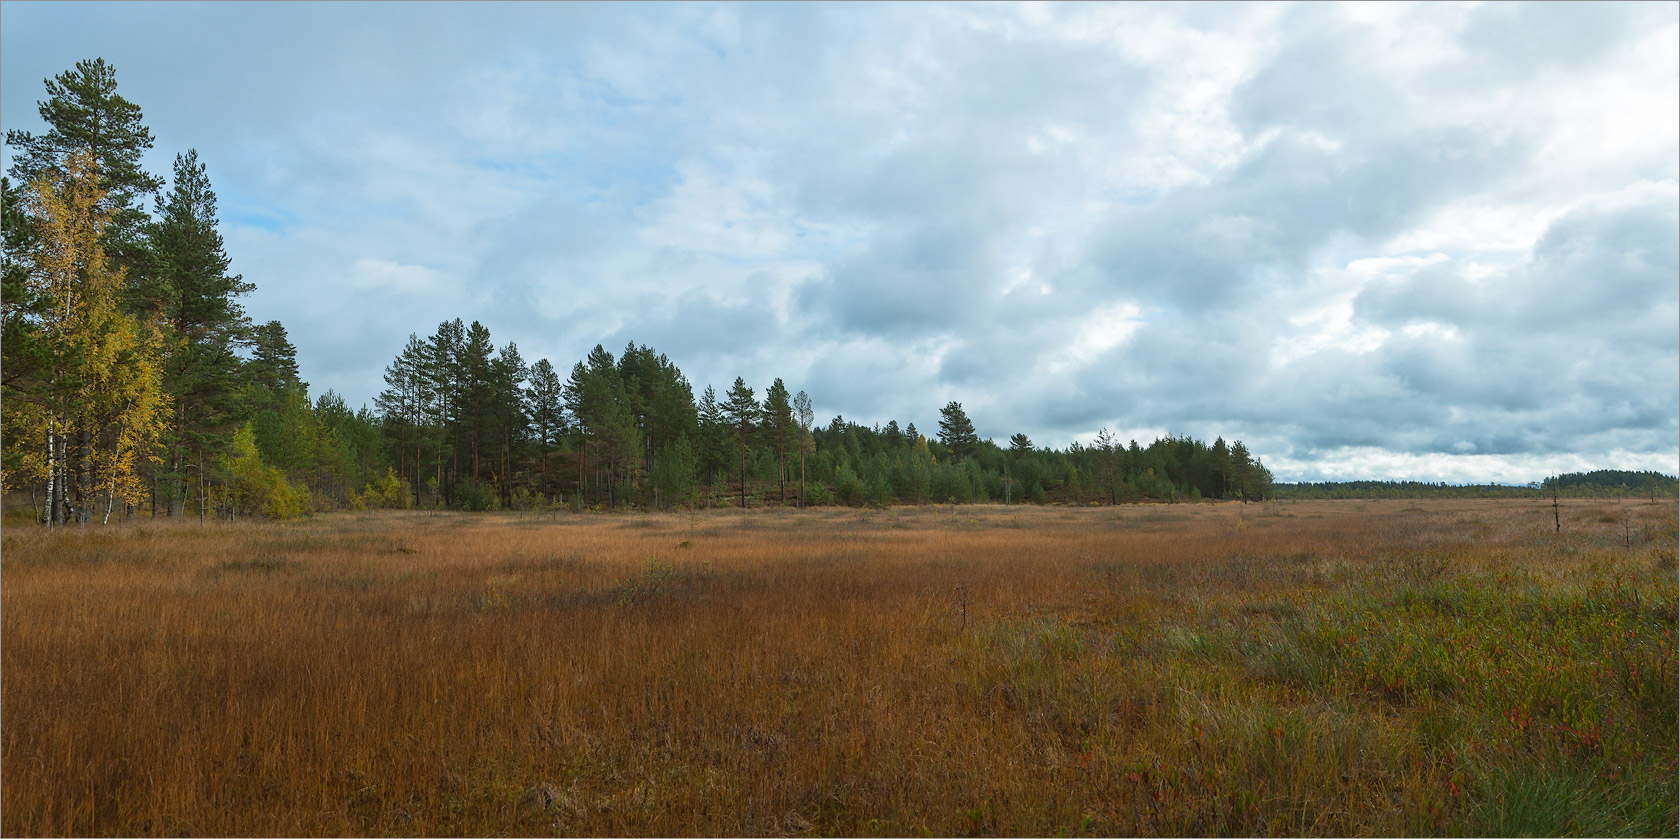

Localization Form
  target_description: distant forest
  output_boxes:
[1274,470,1680,501]
[1,59,1273,523]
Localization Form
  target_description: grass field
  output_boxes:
[2,499,1675,836]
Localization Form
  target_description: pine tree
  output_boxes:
[884,419,903,448]
[245,321,315,487]
[937,401,979,462]
[563,361,593,507]
[564,345,638,509]
[616,342,653,469]
[375,333,430,502]
[5,59,164,307]
[1,177,52,506]
[309,389,367,504]
[1211,437,1230,500]
[1230,440,1252,503]
[649,435,699,509]
[762,378,794,503]
[2,178,47,393]
[425,320,465,503]
[491,341,528,504]
[696,385,729,504]
[456,321,496,481]
[525,358,565,502]
[617,343,698,504]
[1093,427,1119,505]
[723,377,759,509]
[150,149,253,514]
[793,390,814,507]
[247,320,301,390]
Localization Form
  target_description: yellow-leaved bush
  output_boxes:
[221,424,309,518]
[350,467,412,511]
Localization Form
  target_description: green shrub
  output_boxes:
[220,425,310,519]
[359,467,412,510]
[451,477,500,511]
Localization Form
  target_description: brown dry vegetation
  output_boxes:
[3,498,1676,836]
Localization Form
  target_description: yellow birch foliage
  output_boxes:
[84,312,170,508]
[0,399,50,492]
[16,150,169,510]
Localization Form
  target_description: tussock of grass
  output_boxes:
[215,554,301,572]
[2,500,1674,836]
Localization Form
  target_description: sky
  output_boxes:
[3,1,1676,483]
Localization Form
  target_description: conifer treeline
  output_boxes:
[1,58,1272,521]
[369,327,1275,512]
[1274,471,1680,500]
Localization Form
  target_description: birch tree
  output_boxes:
[793,389,814,507]
[10,151,169,524]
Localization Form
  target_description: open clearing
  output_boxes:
[3,499,1675,836]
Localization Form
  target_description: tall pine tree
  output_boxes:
[762,378,794,503]
[5,58,164,309]
[375,333,431,502]
[150,149,253,514]
[937,401,979,462]
[525,358,565,502]
[793,390,814,507]
[723,377,759,509]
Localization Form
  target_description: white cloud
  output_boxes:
[346,258,446,294]
[4,0,1673,482]
[1267,446,1680,485]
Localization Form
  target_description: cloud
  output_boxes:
[3,0,1674,482]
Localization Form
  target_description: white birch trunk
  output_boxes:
[44,421,56,527]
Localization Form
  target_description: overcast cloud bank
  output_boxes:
[3,1,1675,482]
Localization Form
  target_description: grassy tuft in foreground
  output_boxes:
[3,499,1674,835]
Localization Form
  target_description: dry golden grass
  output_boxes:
[3,498,1676,836]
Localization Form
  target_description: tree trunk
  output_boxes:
[169,445,183,516]
[54,428,67,526]
[414,436,422,505]
[76,425,92,525]
[490,440,503,504]
[174,400,187,516]
[44,423,56,527]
